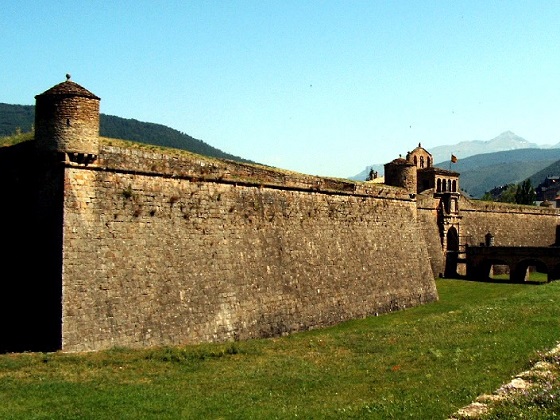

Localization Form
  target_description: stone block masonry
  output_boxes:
[59,144,438,352]
[460,199,559,247]
[34,79,100,156]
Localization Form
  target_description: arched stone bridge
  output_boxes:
[465,246,560,283]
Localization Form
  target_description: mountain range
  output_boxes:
[443,148,560,198]
[429,131,560,164]
[2,103,560,199]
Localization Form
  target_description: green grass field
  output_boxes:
[1,279,559,419]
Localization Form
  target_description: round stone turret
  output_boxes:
[384,156,417,194]
[35,75,100,163]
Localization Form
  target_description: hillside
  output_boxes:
[528,160,560,188]
[0,103,35,135]
[0,103,253,164]
[437,148,560,198]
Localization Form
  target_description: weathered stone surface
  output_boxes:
[60,145,438,351]
[35,80,100,156]
[2,137,559,353]
[461,198,559,247]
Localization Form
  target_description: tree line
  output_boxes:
[481,179,536,205]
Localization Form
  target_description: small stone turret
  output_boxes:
[384,155,417,194]
[35,75,100,164]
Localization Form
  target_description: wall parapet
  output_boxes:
[97,142,413,201]
[461,196,560,216]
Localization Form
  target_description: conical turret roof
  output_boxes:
[35,75,100,100]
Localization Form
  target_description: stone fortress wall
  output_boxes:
[60,144,437,352]
[0,77,558,353]
[460,198,559,247]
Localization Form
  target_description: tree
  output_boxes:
[515,179,536,205]
[480,192,494,201]
[498,184,517,203]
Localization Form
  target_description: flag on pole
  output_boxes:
[451,154,458,163]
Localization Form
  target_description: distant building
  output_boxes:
[536,176,560,205]
[384,143,460,196]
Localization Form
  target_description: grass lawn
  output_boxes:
[1,279,559,419]
[490,270,549,283]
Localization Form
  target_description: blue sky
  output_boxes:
[2,1,560,178]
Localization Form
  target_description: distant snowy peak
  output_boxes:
[486,131,533,148]
[429,131,539,164]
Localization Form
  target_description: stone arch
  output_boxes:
[452,180,457,192]
[481,259,511,281]
[444,226,459,277]
[512,258,548,283]
[437,179,442,192]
